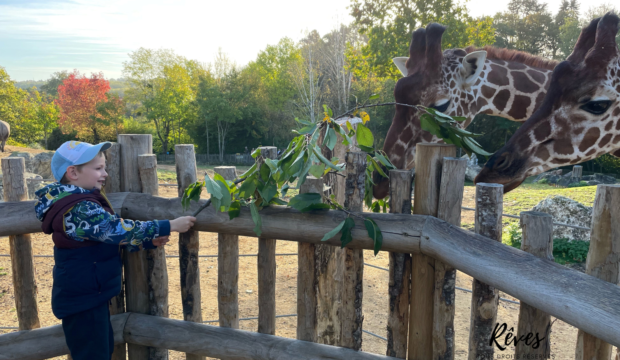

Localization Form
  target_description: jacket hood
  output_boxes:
[34,183,92,221]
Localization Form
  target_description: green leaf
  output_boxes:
[323,104,333,117]
[295,117,313,126]
[311,145,341,171]
[301,203,331,212]
[296,124,317,135]
[251,148,262,159]
[453,116,467,122]
[340,217,355,248]
[374,152,396,170]
[265,158,278,173]
[238,175,257,198]
[364,218,383,256]
[204,174,223,200]
[321,220,346,241]
[260,163,271,182]
[369,156,387,178]
[269,197,288,206]
[356,123,374,148]
[325,127,337,151]
[309,163,326,178]
[463,137,493,156]
[420,114,441,137]
[358,144,375,153]
[240,163,257,178]
[228,201,241,220]
[214,173,232,192]
[369,93,380,100]
[258,180,278,206]
[287,150,306,178]
[288,193,322,211]
[216,180,232,212]
[281,183,290,197]
[250,201,262,237]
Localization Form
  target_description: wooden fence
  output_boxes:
[157,153,254,165]
[1,136,620,360]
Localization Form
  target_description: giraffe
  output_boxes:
[475,13,620,192]
[373,22,560,199]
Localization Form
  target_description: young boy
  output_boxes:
[34,140,196,360]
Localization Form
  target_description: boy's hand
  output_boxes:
[152,236,170,247]
[170,216,196,233]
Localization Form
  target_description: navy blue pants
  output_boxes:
[62,301,114,360]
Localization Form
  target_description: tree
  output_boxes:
[494,0,553,56]
[123,48,196,154]
[350,0,496,78]
[30,90,60,148]
[41,71,69,97]
[55,71,116,143]
[289,30,327,123]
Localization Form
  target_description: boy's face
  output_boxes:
[66,153,108,190]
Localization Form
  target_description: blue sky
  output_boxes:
[0,0,613,81]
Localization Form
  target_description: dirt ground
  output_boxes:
[1,180,599,360]
[0,145,50,159]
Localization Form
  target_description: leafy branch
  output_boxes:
[180,94,494,256]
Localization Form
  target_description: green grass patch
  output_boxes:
[157,165,252,183]
[502,222,589,265]
[467,182,597,217]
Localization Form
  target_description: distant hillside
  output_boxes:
[14,80,45,91]
[14,78,130,97]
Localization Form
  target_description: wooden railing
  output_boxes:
[1,137,619,360]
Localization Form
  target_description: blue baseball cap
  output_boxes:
[51,141,112,181]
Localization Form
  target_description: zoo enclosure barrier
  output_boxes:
[157,153,254,165]
[0,137,619,360]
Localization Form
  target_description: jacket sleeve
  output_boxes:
[64,201,171,252]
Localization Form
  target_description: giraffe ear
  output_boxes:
[459,51,486,87]
[392,57,409,76]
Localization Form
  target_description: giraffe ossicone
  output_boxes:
[476,13,620,193]
[373,22,558,199]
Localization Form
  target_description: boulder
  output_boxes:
[593,173,617,184]
[0,170,46,201]
[534,169,563,184]
[9,151,54,179]
[461,153,482,182]
[557,172,581,187]
[531,196,592,241]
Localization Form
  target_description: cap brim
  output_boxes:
[74,142,112,165]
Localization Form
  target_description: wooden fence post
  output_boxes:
[214,166,239,329]
[468,183,503,360]
[434,157,467,359]
[119,134,152,360]
[575,184,620,360]
[1,157,40,331]
[258,146,277,335]
[104,142,121,194]
[297,176,322,342]
[386,170,413,358]
[572,165,583,181]
[517,211,553,358]
[175,144,204,360]
[341,152,366,351]
[138,154,169,360]
[104,142,126,360]
[409,144,455,360]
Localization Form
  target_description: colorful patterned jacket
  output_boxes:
[35,182,170,251]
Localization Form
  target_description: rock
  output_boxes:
[593,173,617,184]
[557,172,581,187]
[534,169,564,184]
[9,151,54,179]
[531,196,592,241]
[586,180,601,186]
[461,154,482,181]
[0,170,45,201]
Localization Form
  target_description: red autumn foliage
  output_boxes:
[55,71,116,142]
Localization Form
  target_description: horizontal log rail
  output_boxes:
[0,313,399,360]
[1,192,620,347]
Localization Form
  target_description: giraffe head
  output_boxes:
[373,23,488,199]
[475,13,620,192]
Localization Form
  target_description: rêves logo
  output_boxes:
[490,323,547,351]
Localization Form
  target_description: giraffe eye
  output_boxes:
[580,100,612,115]
[432,100,450,113]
